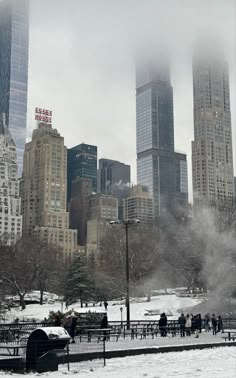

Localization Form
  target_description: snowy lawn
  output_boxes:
[5,294,203,322]
[0,347,235,377]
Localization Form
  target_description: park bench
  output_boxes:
[221,329,236,341]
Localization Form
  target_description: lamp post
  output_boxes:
[120,307,123,327]
[110,219,140,330]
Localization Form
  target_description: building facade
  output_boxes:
[0,114,22,244]
[86,193,118,256]
[67,143,97,205]
[136,59,176,218]
[69,177,93,246]
[97,158,130,193]
[0,0,29,174]
[21,123,78,259]
[123,185,153,224]
[192,49,234,206]
[175,152,188,208]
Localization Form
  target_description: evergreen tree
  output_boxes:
[64,255,93,307]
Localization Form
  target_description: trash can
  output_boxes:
[26,327,70,372]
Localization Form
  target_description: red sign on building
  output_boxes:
[35,107,52,124]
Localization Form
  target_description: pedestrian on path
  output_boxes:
[212,314,217,335]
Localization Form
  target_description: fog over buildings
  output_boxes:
[26,0,235,201]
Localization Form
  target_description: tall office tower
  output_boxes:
[192,49,234,206]
[175,152,188,208]
[136,58,176,218]
[123,185,153,224]
[67,143,97,205]
[97,158,130,193]
[97,158,130,219]
[21,122,78,259]
[69,177,93,245]
[0,0,29,174]
[0,114,22,244]
[86,193,118,257]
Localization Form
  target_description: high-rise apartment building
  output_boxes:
[0,0,29,174]
[136,59,176,218]
[175,152,188,208]
[192,49,234,206]
[21,123,78,259]
[97,158,130,193]
[67,143,97,205]
[0,114,22,244]
[123,185,153,224]
[69,177,93,245]
[87,193,118,256]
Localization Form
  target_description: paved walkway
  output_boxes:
[69,331,232,355]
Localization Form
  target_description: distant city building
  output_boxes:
[21,122,78,259]
[87,193,118,256]
[123,184,153,224]
[175,152,188,207]
[192,48,234,206]
[67,143,97,205]
[69,177,93,246]
[97,158,130,193]
[0,114,22,244]
[0,0,29,174]
[97,158,130,220]
[136,57,176,218]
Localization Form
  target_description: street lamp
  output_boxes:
[110,219,140,330]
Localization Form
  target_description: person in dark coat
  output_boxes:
[53,315,61,327]
[159,313,167,337]
[70,314,77,343]
[196,314,202,333]
[217,315,224,333]
[101,314,108,341]
[178,313,186,337]
[101,314,108,329]
[211,314,217,335]
[104,301,108,311]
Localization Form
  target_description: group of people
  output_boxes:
[178,313,224,337]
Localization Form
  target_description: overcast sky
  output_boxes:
[27,0,236,200]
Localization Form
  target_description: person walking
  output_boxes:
[212,314,217,335]
[186,314,191,336]
[217,315,224,333]
[178,313,186,337]
[70,313,77,343]
[104,301,108,311]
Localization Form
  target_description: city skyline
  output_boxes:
[26,0,235,202]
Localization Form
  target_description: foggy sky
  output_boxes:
[28,0,236,200]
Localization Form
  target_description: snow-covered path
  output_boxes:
[0,347,235,377]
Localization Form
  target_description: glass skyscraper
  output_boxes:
[0,0,29,175]
[136,59,176,217]
[67,143,97,205]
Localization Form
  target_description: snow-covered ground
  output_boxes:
[0,347,235,377]
[4,293,203,322]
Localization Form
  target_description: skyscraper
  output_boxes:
[0,114,22,244]
[69,177,93,245]
[0,0,29,174]
[97,158,130,193]
[21,122,78,259]
[67,143,97,205]
[136,59,176,217]
[192,49,234,206]
[175,152,188,208]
